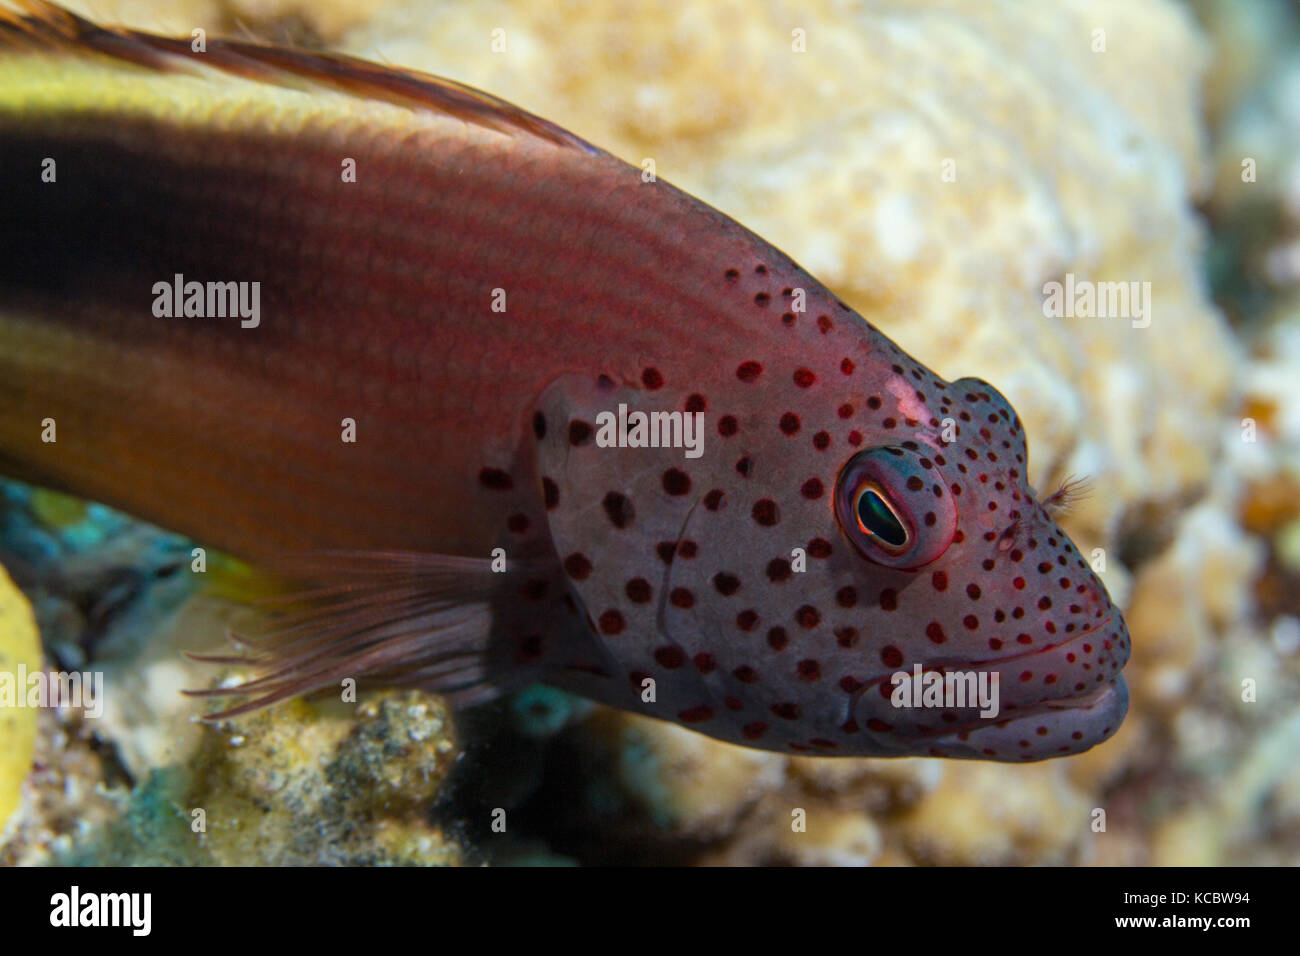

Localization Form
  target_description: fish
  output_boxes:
[0,1,1130,760]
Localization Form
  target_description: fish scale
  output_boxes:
[0,2,1129,758]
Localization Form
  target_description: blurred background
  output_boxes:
[1,0,1298,865]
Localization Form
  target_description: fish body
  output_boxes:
[0,2,1129,759]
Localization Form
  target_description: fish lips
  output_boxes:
[856,609,1132,761]
[927,672,1130,761]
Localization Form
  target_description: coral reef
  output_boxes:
[0,563,40,832]
[64,692,465,866]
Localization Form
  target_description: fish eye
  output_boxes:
[853,483,909,551]
[834,446,958,569]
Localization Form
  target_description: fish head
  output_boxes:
[534,362,1128,761]
[828,376,1131,760]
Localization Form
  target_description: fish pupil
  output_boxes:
[857,488,907,548]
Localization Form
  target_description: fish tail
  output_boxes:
[183,550,546,719]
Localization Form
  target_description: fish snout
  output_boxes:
[928,672,1129,761]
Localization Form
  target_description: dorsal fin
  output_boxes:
[0,0,602,153]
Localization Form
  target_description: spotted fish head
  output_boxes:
[534,353,1129,761]
[826,377,1131,760]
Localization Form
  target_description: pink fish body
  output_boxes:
[0,3,1128,759]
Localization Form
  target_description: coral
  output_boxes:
[578,711,788,839]
[64,690,464,866]
[0,562,40,832]
[0,707,129,866]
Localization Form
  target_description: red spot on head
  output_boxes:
[718,415,739,436]
[779,412,801,435]
[662,468,692,496]
[793,368,816,388]
[602,491,635,529]
[670,587,695,609]
[568,420,593,445]
[478,467,513,490]
[598,609,625,635]
[564,553,592,580]
[796,605,821,628]
[752,498,780,526]
[841,358,855,375]
[677,705,714,724]
[654,646,685,669]
[713,572,742,596]
[736,360,763,382]
[641,367,664,390]
[881,645,903,667]
[766,558,792,581]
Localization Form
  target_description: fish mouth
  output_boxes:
[865,607,1131,761]
[924,673,1129,761]
[849,607,1130,760]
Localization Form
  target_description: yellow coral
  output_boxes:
[0,562,40,830]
